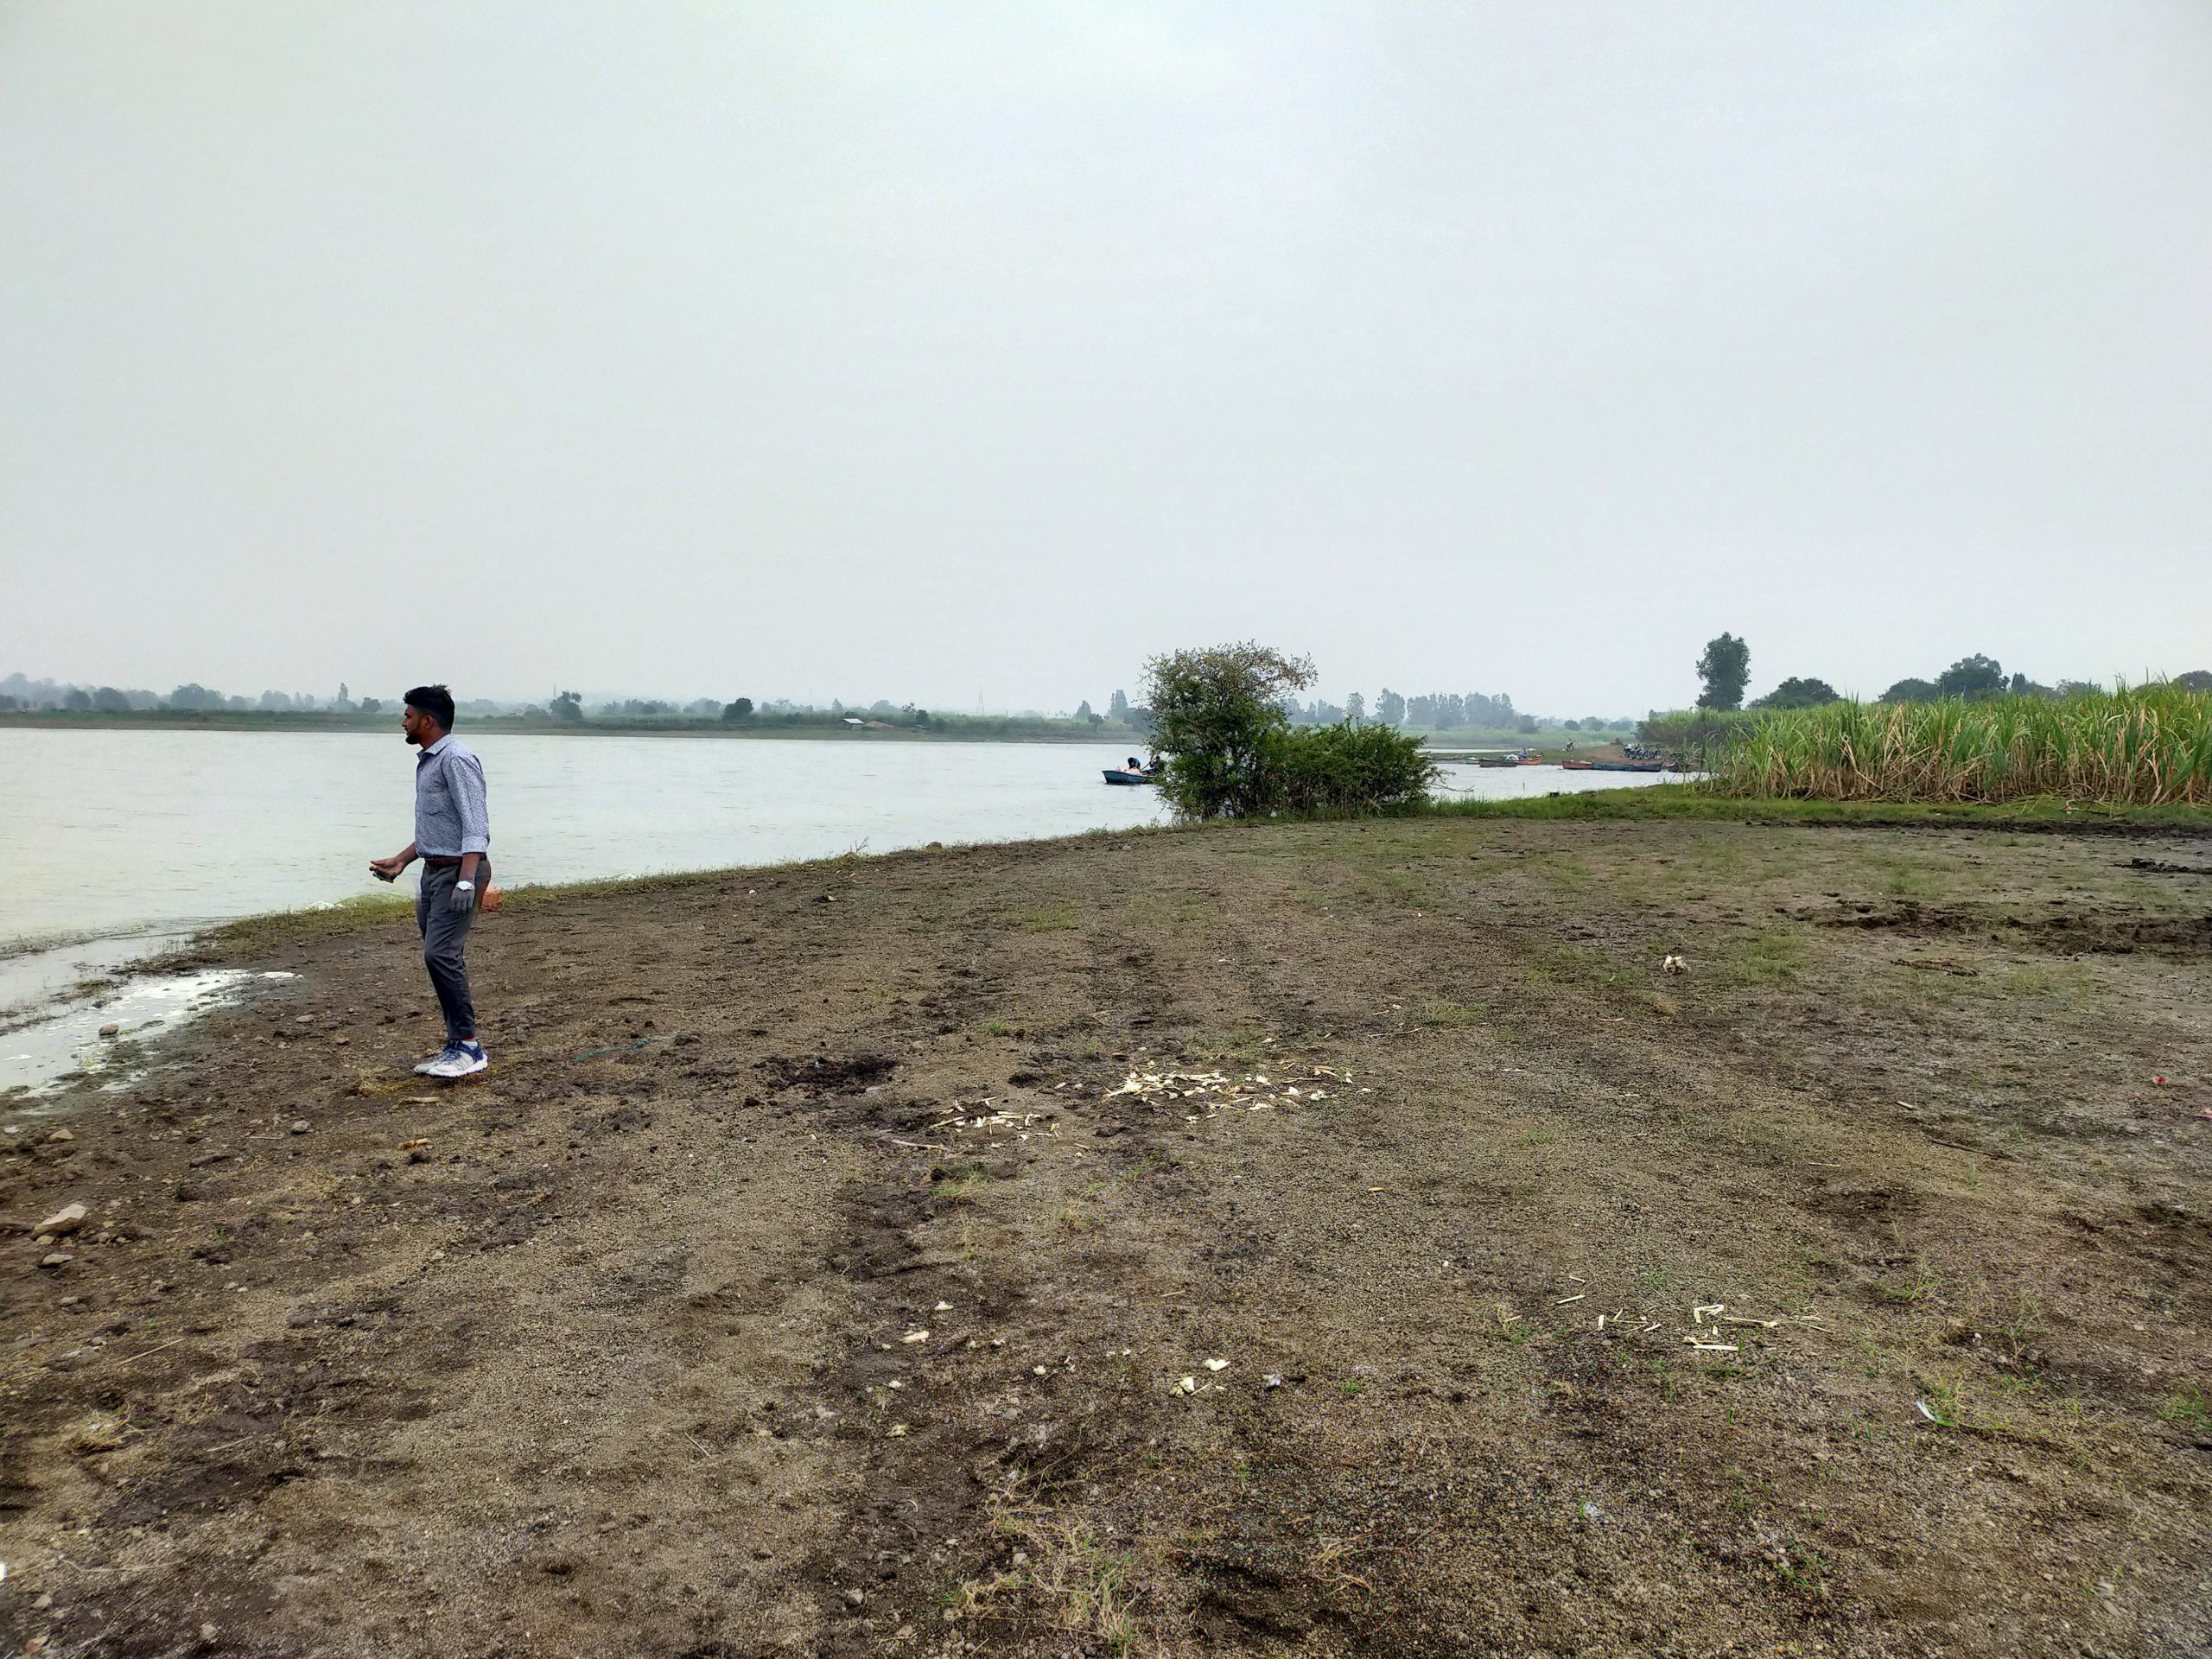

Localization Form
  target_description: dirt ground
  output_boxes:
[4,815,2210,1658]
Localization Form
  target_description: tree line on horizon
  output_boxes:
[1084,684,1633,736]
[1688,634,2212,714]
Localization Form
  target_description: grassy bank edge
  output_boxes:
[1427,784,2212,828]
[166,790,2212,964]
[167,824,1189,958]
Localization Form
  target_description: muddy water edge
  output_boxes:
[3,816,2211,1657]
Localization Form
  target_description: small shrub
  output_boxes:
[1144,642,1436,818]
[1145,642,1315,819]
[1259,721,1437,813]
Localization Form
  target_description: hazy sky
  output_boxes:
[3,3,2208,715]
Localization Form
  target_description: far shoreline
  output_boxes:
[0,711,1137,743]
[0,710,1588,750]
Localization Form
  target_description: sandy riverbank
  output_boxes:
[3,815,2210,1656]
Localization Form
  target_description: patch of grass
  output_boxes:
[1713,926,1806,987]
[1534,855,1594,893]
[2159,1389,2209,1432]
[1919,1374,1966,1427]
[195,889,414,950]
[1878,858,1944,900]
[1874,1255,1942,1308]
[931,1164,996,1205]
[1430,785,2212,827]
[1011,905,1078,933]
[961,1502,1177,1655]
[1414,1001,1486,1029]
[1774,1539,1829,1598]
[1993,960,2099,1001]
[1991,1291,2045,1369]
[1376,868,1441,910]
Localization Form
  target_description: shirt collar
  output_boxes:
[422,733,453,757]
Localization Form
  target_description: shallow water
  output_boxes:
[1,969,296,1103]
[0,729,1176,953]
[1,729,1662,954]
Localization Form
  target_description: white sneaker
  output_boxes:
[411,1046,455,1075]
[422,1042,488,1079]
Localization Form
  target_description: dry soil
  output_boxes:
[3,815,2210,1657]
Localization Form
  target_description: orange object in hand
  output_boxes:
[480,884,505,912]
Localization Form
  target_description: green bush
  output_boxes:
[1261,721,1437,812]
[1144,642,1435,818]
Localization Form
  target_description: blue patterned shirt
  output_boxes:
[414,734,491,856]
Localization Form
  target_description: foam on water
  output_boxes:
[0,969,296,1102]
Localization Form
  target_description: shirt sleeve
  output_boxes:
[453,753,492,855]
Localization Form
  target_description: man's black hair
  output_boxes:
[404,684,457,729]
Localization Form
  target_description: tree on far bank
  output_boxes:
[1880,677,1940,703]
[1108,689,1131,721]
[1751,676,1841,710]
[721,698,754,722]
[2177,671,2212,693]
[1345,691,1365,722]
[550,690,583,722]
[1936,654,2006,698]
[1695,633,1750,711]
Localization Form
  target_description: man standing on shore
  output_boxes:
[369,684,492,1079]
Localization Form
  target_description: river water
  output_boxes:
[0,728,1667,1091]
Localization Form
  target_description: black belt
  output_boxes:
[422,855,468,868]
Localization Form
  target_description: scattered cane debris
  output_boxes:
[1103,1065,1330,1121]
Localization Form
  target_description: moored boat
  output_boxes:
[1103,769,1156,785]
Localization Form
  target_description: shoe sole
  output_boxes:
[428,1058,489,1081]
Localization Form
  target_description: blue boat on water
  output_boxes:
[1103,769,1156,785]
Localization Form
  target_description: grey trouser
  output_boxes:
[416,859,488,1045]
